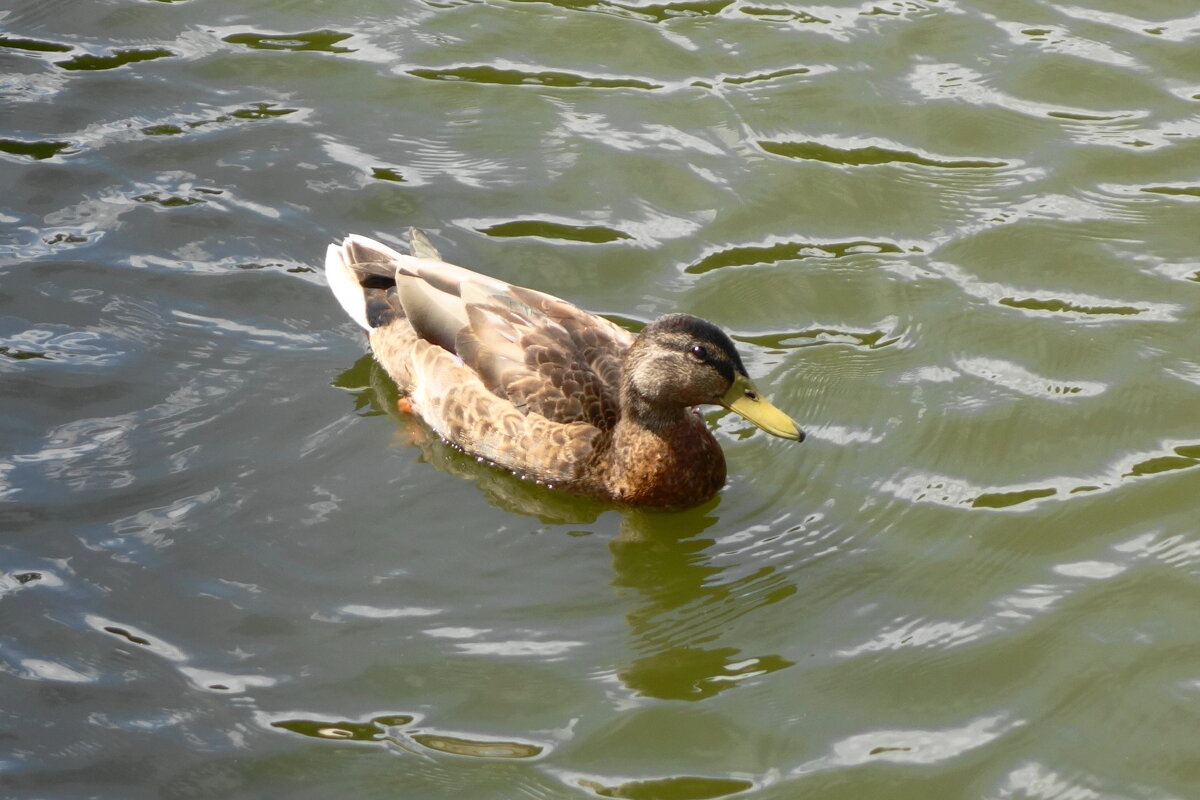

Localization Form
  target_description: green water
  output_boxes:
[2,0,1199,797]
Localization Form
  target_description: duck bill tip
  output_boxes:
[721,380,803,441]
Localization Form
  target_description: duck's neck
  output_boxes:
[602,407,727,508]
[621,387,693,431]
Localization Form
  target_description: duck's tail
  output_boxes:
[325,230,445,330]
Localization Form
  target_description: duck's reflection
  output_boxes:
[337,356,795,700]
[609,510,795,700]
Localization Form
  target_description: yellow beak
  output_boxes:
[720,375,804,441]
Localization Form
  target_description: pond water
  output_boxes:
[3,0,1200,797]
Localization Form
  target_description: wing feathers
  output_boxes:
[329,232,629,480]
[395,272,469,353]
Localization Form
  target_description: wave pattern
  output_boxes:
[2,0,1199,798]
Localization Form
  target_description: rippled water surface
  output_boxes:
[3,0,1200,796]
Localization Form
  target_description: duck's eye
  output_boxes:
[689,344,708,361]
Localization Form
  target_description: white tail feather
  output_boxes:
[324,242,371,330]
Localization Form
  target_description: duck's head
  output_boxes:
[622,313,804,441]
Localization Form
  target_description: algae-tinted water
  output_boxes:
[3,0,1200,797]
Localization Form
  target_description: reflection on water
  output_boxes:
[609,511,797,701]
[342,354,797,701]
[3,0,1200,796]
[271,712,544,759]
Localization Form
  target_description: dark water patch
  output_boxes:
[577,774,755,799]
[103,626,152,646]
[133,193,205,208]
[1141,185,1200,199]
[687,239,905,273]
[0,138,74,160]
[1125,454,1199,478]
[506,0,732,23]
[739,327,900,351]
[968,442,1200,507]
[43,232,92,246]
[1047,110,1128,122]
[408,65,661,91]
[229,103,299,120]
[371,167,406,182]
[140,103,298,137]
[0,347,52,361]
[142,124,186,136]
[271,714,541,758]
[972,487,1057,509]
[235,261,308,272]
[600,313,646,334]
[222,30,354,53]
[411,732,544,759]
[758,140,1005,169]
[56,48,174,71]
[132,186,222,208]
[610,0,733,22]
[864,0,937,15]
[739,6,829,23]
[333,355,395,417]
[479,220,630,243]
[0,35,73,53]
[272,713,414,742]
[719,66,811,86]
[998,296,1141,316]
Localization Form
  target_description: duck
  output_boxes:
[325,230,803,508]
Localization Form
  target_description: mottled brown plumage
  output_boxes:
[325,231,803,508]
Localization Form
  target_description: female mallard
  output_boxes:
[326,231,802,508]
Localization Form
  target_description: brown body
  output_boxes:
[326,232,801,508]
[592,415,726,506]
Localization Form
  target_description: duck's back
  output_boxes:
[326,234,634,489]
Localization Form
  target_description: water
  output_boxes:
[3,0,1200,796]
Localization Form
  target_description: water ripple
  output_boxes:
[0,138,75,161]
[478,219,632,243]
[55,48,175,72]
[222,30,355,53]
[686,238,909,274]
[506,0,733,24]
[927,259,1182,323]
[408,63,663,91]
[2,0,1198,795]
[789,714,1024,774]
[881,439,1200,512]
[267,710,546,758]
[759,138,1007,169]
[0,35,73,54]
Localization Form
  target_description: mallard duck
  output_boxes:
[326,231,803,508]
